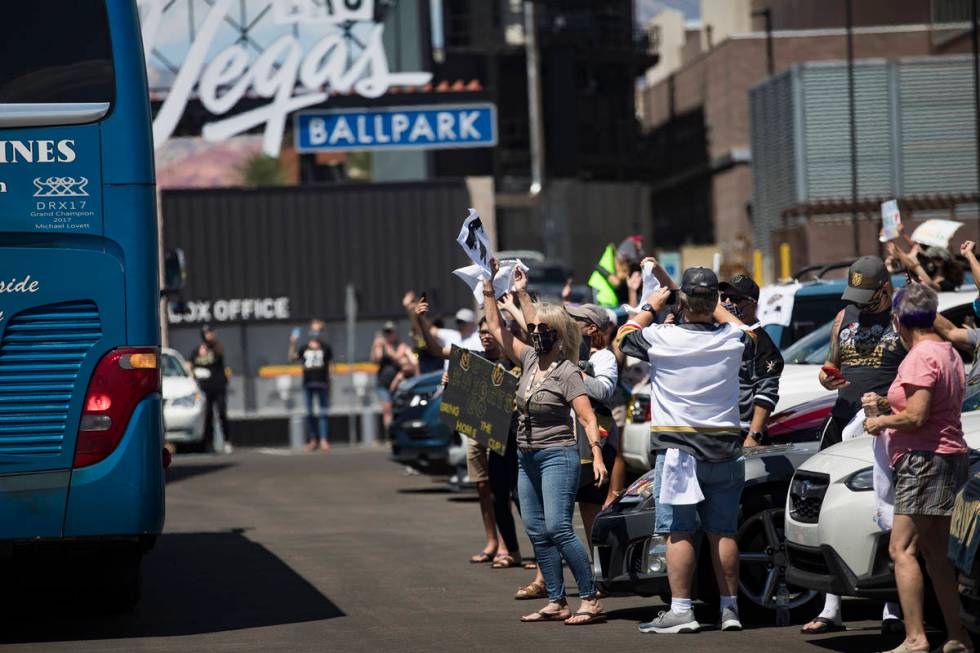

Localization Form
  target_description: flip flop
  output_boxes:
[470,552,495,564]
[492,555,521,569]
[565,610,606,626]
[521,608,571,623]
[801,616,845,634]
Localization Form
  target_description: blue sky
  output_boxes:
[635,0,701,24]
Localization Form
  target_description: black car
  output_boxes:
[388,371,455,474]
[591,395,833,622]
[949,470,980,642]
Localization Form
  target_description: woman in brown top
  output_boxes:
[482,263,608,625]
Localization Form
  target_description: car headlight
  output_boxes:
[644,535,667,575]
[409,392,432,408]
[845,467,874,492]
[171,392,201,408]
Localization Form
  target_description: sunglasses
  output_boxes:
[526,323,554,334]
[721,294,752,303]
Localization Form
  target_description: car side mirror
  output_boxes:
[162,248,186,297]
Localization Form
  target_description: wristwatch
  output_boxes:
[640,303,654,314]
[747,431,764,443]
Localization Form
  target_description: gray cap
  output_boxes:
[841,256,889,304]
[455,308,476,324]
[564,303,610,330]
[382,320,396,332]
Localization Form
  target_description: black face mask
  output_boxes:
[530,329,559,355]
[579,334,592,361]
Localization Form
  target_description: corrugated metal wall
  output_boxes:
[749,68,797,261]
[751,55,979,268]
[800,61,896,201]
[899,57,978,195]
[162,181,475,321]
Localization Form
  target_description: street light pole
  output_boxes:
[846,0,860,256]
[972,0,979,199]
[752,8,774,76]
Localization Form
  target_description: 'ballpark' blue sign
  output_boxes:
[295,103,497,152]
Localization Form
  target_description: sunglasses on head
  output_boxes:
[526,323,554,334]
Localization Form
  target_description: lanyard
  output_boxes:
[524,359,561,407]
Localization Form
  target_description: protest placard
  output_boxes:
[880,200,901,242]
[911,219,964,248]
[438,346,517,456]
[456,208,494,275]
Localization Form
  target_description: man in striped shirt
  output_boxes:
[615,267,748,635]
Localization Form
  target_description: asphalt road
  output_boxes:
[0,447,913,652]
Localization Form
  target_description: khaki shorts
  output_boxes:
[893,451,969,517]
[466,438,489,483]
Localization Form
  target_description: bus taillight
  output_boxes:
[74,347,161,468]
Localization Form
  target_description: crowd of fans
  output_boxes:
[375,233,975,650]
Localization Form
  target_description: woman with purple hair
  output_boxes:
[862,284,973,653]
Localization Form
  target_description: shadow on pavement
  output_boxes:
[166,462,235,484]
[0,530,344,643]
[397,486,455,494]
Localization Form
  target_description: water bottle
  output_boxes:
[776,580,790,626]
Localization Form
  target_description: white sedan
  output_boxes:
[161,348,207,451]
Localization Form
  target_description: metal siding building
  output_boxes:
[750,55,978,265]
[162,180,475,322]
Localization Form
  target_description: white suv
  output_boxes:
[784,410,980,600]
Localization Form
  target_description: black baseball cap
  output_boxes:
[719,274,760,302]
[841,256,889,305]
[681,267,719,295]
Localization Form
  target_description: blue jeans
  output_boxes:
[517,445,596,602]
[304,384,329,442]
[653,451,745,536]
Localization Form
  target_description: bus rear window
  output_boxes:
[0,2,114,104]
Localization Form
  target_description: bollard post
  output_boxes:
[353,371,377,447]
[289,414,305,450]
[779,243,791,281]
[752,249,764,286]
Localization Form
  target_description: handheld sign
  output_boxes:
[456,209,494,275]
[880,200,901,242]
[438,346,517,456]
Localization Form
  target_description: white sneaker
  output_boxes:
[720,607,742,631]
[223,443,234,454]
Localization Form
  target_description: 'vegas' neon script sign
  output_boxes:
[140,0,432,156]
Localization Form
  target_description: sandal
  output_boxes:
[521,604,570,623]
[514,580,548,600]
[470,551,495,564]
[492,555,521,569]
[801,616,845,634]
[522,561,538,570]
[565,609,606,626]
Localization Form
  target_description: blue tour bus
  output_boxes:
[0,1,167,607]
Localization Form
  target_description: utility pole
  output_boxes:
[524,0,545,199]
[846,0,860,256]
[972,0,979,200]
[752,8,774,76]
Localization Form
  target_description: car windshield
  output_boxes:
[161,353,189,378]
[781,319,833,365]
[527,266,567,285]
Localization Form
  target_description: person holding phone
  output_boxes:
[189,325,232,454]
[802,256,907,636]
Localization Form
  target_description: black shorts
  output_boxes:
[576,444,617,505]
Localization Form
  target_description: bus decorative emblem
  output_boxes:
[32,177,89,198]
